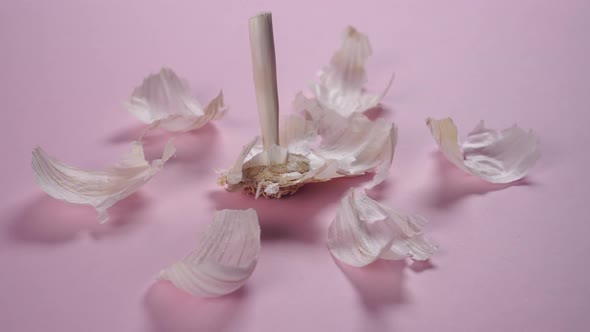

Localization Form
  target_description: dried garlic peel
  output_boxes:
[427,117,541,183]
[32,140,175,223]
[310,26,394,118]
[125,68,227,132]
[218,110,397,198]
[328,189,437,267]
[158,209,261,297]
[220,18,396,198]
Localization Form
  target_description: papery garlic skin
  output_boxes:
[218,22,396,198]
[294,93,398,187]
[310,26,393,117]
[125,68,226,132]
[218,104,397,198]
[158,209,261,297]
[427,117,541,183]
[328,189,436,267]
[31,140,175,223]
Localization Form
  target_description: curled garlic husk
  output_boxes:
[427,117,541,183]
[158,209,261,297]
[32,140,175,223]
[328,189,437,267]
[125,68,227,133]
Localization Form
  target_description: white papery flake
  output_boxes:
[328,189,436,267]
[125,68,226,132]
[427,117,541,183]
[32,140,175,223]
[158,209,261,297]
[309,26,393,117]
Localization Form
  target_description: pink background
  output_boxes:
[1,1,589,331]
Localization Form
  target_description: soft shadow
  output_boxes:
[208,175,380,244]
[7,193,149,244]
[333,256,407,313]
[144,280,246,332]
[408,259,436,273]
[365,105,393,121]
[108,123,154,144]
[427,151,533,209]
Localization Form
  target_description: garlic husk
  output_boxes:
[309,26,394,117]
[295,93,398,185]
[427,117,541,183]
[328,189,437,267]
[125,68,226,132]
[32,140,175,223]
[218,98,397,198]
[158,209,260,297]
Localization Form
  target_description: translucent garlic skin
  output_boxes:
[217,107,397,198]
[125,68,227,132]
[427,117,541,183]
[328,189,437,267]
[311,26,393,118]
[32,140,175,223]
[159,209,260,297]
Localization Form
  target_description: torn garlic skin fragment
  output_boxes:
[328,189,437,267]
[125,68,227,133]
[158,209,261,297]
[426,117,541,183]
[218,13,397,198]
[31,140,176,223]
[309,26,394,118]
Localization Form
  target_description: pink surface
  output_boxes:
[1,1,589,331]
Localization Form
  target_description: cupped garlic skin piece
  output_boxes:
[31,140,175,223]
[125,68,227,132]
[158,209,261,297]
[311,26,394,117]
[294,93,398,188]
[427,117,541,183]
[328,189,436,267]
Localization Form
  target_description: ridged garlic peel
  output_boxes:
[125,68,227,133]
[31,140,175,223]
[427,117,541,183]
[310,26,394,118]
[158,209,261,297]
[328,189,437,267]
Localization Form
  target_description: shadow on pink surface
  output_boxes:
[426,151,534,209]
[208,174,392,244]
[364,105,393,121]
[408,259,436,273]
[144,280,246,332]
[333,257,407,313]
[7,192,149,244]
[107,122,221,171]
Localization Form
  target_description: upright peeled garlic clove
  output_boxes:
[249,12,280,151]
